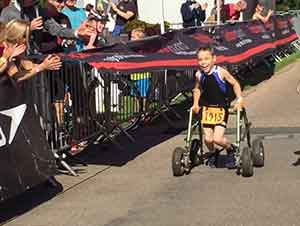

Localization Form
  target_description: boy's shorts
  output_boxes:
[201,108,229,128]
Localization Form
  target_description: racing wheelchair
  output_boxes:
[171,106,265,177]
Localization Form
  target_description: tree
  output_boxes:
[276,0,300,10]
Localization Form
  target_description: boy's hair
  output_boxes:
[196,46,215,56]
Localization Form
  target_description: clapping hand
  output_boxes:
[202,2,208,10]
[268,9,274,16]
[76,21,97,39]
[30,17,44,31]
[41,55,62,71]
[2,42,27,61]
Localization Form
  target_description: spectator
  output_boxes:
[221,0,247,22]
[252,3,273,23]
[85,14,109,49]
[62,0,87,51]
[181,0,207,28]
[0,22,27,74]
[0,19,62,81]
[130,27,145,41]
[40,0,73,128]
[0,0,93,55]
[110,0,137,37]
[41,0,72,54]
[129,27,151,111]
[208,0,223,23]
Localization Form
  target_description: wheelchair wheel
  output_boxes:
[241,147,254,177]
[172,147,185,177]
[252,139,265,167]
[190,139,202,166]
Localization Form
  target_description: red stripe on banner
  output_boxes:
[89,34,298,71]
[273,33,298,46]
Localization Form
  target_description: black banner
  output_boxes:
[0,77,56,203]
[62,15,298,73]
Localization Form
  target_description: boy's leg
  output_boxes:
[203,126,214,152]
[214,125,236,169]
[213,125,231,149]
[203,126,218,167]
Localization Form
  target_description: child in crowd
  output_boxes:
[192,46,243,168]
[129,27,151,111]
[85,14,109,49]
[130,27,146,41]
[252,3,273,23]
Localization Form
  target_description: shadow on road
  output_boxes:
[71,106,190,168]
[0,180,63,225]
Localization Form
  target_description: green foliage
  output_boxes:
[276,0,300,10]
[38,0,47,7]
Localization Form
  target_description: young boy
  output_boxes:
[192,46,243,169]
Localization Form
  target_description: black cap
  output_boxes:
[88,14,109,22]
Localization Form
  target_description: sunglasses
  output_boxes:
[56,0,64,3]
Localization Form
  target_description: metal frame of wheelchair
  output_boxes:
[172,107,265,177]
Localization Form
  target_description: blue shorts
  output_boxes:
[131,78,151,98]
[112,24,125,37]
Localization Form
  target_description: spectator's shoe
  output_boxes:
[207,151,220,168]
[226,145,237,169]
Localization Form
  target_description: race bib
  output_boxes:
[201,106,225,125]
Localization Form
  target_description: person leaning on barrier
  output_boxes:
[181,0,208,28]
[40,0,72,54]
[62,0,88,52]
[192,46,243,169]
[0,0,94,55]
[0,20,62,82]
[0,21,28,74]
[221,0,247,22]
[252,3,273,23]
[85,13,110,49]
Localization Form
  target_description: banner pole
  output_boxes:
[217,0,221,25]
[160,0,165,34]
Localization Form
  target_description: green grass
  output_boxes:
[274,52,300,72]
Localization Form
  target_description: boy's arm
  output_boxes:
[192,70,202,113]
[221,68,243,107]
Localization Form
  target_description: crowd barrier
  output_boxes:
[34,64,195,175]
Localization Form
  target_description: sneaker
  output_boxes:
[226,145,236,169]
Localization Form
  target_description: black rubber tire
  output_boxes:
[190,139,201,166]
[241,147,254,177]
[243,110,251,148]
[172,147,185,177]
[252,139,265,167]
